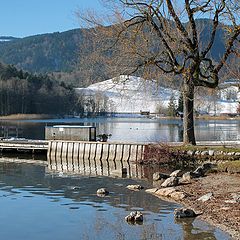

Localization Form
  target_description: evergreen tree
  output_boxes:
[177,93,184,113]
[167,94,177,117]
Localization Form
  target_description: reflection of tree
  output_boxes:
[175,218,217,240]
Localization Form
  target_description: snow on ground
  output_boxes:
[75,75,239,115]
[76,75,179,113]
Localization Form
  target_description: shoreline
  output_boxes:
[147,172,240,239]
[0,114,57,120]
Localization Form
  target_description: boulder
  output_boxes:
[96,188,109,195]
[169,191,187,200]
[181,172,193,182]
[193,163,213,178]
[193,167,205,177]
[145,188,158,194]
[125,211,143,223]
[126,184,144,191]
[208,150,215,156]
[201,151,209,156]
[153,172,169,181]
[197,192,213,202]
[161,176,179,187]
[170,170,183,177]
[148,187,187,200]
[155,187,176,196]
[187,150,195,156]
[174,208,197,218]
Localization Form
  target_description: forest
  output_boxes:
[0,62,81,116]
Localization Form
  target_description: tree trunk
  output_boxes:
[183,79,196,145]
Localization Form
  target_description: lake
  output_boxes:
[0,117,239,142]
[0,159,231,240]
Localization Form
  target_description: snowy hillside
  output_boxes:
[76,75,179,113]
[75,75,239,115]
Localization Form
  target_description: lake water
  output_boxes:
[0,117,239,142]
[0,160,230,240]
[0,117,236,239]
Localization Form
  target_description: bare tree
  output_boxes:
[78,0,240,144]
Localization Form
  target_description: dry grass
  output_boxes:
[217,161,240,174]
[0,114,56,120]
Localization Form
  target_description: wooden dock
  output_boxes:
[0,140,48,153]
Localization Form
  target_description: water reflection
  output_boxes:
[0,160,230,240]
[0,117,239,142]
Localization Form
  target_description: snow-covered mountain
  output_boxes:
[0,36,18,42]
[75,75,239,115]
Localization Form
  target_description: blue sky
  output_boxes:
[0,0,103,38]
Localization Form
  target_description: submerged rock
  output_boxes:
[125,211,143,223]
[96,188,109,195]
[126,184,144,190]
[174,208,197,218]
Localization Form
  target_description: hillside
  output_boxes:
[0,19,229,87]
[76,75,239,115]
[0,62,80,115]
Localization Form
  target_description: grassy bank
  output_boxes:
[0,114,56,120]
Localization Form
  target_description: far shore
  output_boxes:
[0,113,239,121]
[0,114,57,120]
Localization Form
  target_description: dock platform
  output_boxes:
[0,140,49,153]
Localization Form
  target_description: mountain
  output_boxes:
[0,36,19,42]
[0,19,230,86]
[0,29,84,73]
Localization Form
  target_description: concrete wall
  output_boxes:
[47,140,146,178]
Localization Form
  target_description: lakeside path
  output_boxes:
[161,173,240,239]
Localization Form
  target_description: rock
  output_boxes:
[231,193,240,203]
[193,166,205,177]
[174,208,197,218]
[208,150,215,156]
[151,187,187,200]
[153,172,169,181]
[125,211,143,223]
[145,188,158,194]
[170,170,183,177]
[193,163,213,178]
[155,187,176,196]
[197,192,213,202]
[161,176,179,187]
[135,212,143,222]
[187,150,195,156]
[126,184,144,190]
[201,151,209,156]
[181,172,193,182]
[169,191,187,200]
[202,163,213,171]
[96,188,109,195]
